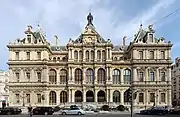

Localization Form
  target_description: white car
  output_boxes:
[61,107,85,115]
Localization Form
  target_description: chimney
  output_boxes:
[123,36,126,46]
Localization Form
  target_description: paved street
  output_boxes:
[0,114,179,117]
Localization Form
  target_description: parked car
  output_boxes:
[61,107,85,115]
[140,106,168,115]
[170,106,180,114]
[0,107,22,115]
[32,106,54,115]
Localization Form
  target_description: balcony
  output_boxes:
[133,81,171,86]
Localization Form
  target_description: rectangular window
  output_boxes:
[15,52,19,60]
[16,94,20,103]
[161,51,165,59]
[37,94,41,103]
[138,72,143,81]
[149,71,155,81]
[37,72,41,82]
[26,72,30,81]
[139,51,143,59]
[27,35,31,43]
[161,93,165,102]
[26,52,30,60]
[149,51,154,59]
[26,94,30,103]
[37,52,41,60]
[150,93,155,102]
[15,72,20,82]
[139,93,144,102]
[160,72,165,81]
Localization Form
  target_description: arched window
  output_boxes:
[60,91,67,103]
[49,91,56,105]
[49,69,57,84]
[113,90,120,102]
[138,71,144,82]
[57,57,60,61]
[97,68,105,84]
[60,69,67,84]
[97,90,106,102]
[86,51,89,61]
[86,69,94,84]
[91,51,94,61]
[79,51,83,61]
[112,69,120,84]
[102,50,106,61]
[86,90,94,102]
[53,57,56,61]
[97,50,101,61]
[75,90,83,102]
[74,50,78,60]
[75,68,82,84]
[123,69,131,83]
[124,89,130,103]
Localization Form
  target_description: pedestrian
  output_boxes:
[28,104,33,117]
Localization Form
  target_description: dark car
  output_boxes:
[140,107,168,115]
[170,107,180,114]
[0,107,22,115]
[32,107,54,115]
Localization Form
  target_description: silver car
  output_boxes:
[61,107,85,115]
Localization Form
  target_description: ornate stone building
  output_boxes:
[7,13,172,109]
[171,57,180,106]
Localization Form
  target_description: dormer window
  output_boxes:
[149,34,153,42]
[15,52,19,60]
[27,35,31,43]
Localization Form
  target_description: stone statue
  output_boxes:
[87,12,93,25]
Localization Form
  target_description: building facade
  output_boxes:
[171,57,180,106]
[7,13,173,109]
[0,70,9,107]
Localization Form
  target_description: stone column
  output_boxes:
[133,67,137,82]
[83,89,86,102]
[168,67,171,82]
[56,69,60,84]
[156,68,159,81]
[145,89,148,106]
[106,48,108,60]
[167,89,172,107]
[109,90,113,102]
[68,49,71,59]
[44,91,49,106]
[94,67,98,84]
[94,49,97,62]
[120,68,124,84]
[71,90,75,103]
[106,67,109,81]
[45,68,49,83]
[20,69,24,82]
[106,89,109,102]
[156,90,159,106]
[83,68,86,84]
[68,89,71,103]
[145,68,149,81]
[109,67,112,83]
[72,67,75,82]
[120,91,124,105]
[94,89,98,102]
[83,49,86,61]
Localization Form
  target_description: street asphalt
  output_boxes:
[0,113,180,117]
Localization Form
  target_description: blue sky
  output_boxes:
[0,0,180,70]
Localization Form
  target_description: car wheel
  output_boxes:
[44,112,48,115]
[77,112,82,115]
[62,112,66,115]
[7,112,11,115]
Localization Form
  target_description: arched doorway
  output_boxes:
[113,90,120,102]
[49,91,56,105]
[75,90,83,102]
[86,90,94,102]
[60,91,68,103]
[97,90,106,102]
